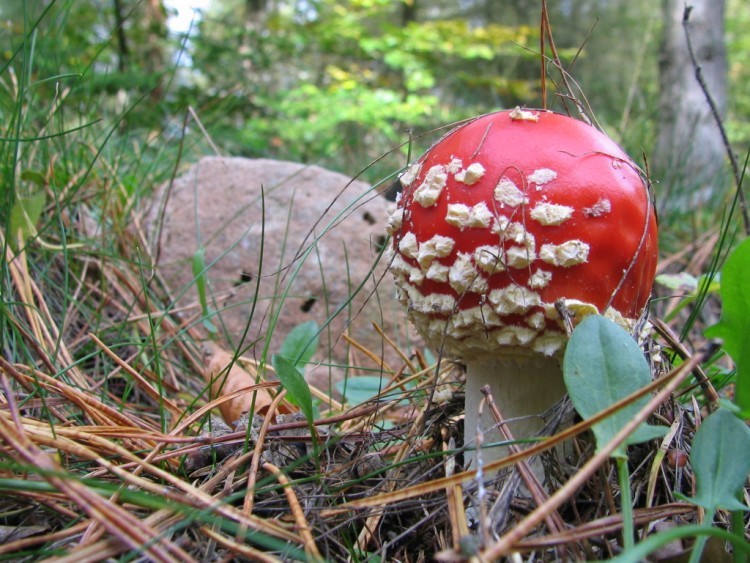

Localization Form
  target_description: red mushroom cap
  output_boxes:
[386,108,658,358]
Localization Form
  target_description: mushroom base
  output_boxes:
[463,354,568,473]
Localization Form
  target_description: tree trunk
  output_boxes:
[145,0,167,103]
[113,0,129,73]
[653,0,728,210]
[246,0,268,14]
[401,0,417,26]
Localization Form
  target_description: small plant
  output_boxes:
[705,237,750,416]
[272,320,320,454]
[564,314,668,550]
[606,237,750,561]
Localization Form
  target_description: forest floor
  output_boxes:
[1,157,746,561]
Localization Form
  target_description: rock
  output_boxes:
[146,156,418,393]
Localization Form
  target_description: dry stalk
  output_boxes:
[200,525,283,563]
[243,389,289,518]
[514,503,696,551]
[0,375,190,562]
[3,236,89,389]
[480,385,570,551]
[90,332,183,419]
[263,462,323,561]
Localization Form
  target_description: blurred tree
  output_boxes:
[653,0,728,210]
[8,0,746,197]
[112,0,169,103]
[188,0,540,179]
[725,0,750,151]
[0,0,170,128]
[541,0,659,142]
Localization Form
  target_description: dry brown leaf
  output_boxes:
[0,524,48,543]
[203,344,289,425]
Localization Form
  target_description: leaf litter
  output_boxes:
[1,197,734,563]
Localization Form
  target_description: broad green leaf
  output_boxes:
[655,272,720,322]
[335,375,386,406]
[606,524,750,563]
[278,320,319,367]
[422,348,436,367]
[8,191,46,247]
[655,272,720,294]
[563,315,666,459]
[271,354,314,425]
[705,237,750,417]
[683,408,750,512]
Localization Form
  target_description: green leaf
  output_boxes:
[655,271,720,294]
[684,408,750,512]
[335,375,386,406]
[191,246,208,311]
[191,246,216,335]
[278,320,319,367]
[606,523,750,563]
[705,237,750,417]
[7,191,46,247]
[655,273,720,322]
[271,354,314,425]
[563,315,667,459]
[20,169,46,186]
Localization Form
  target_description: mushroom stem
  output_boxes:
[463,354,567,470]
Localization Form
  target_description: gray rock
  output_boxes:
[147,156,418,393]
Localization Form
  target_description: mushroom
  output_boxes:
[386,108,658,469]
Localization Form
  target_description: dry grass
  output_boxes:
[0,180,733,563]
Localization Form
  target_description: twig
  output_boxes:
[513,503,696,550]
[651,317,719,405]
[479,385,565,536]
[263,462,323,561]
[200,526,282,563]
[243,389,289,517]
[90,333,183,419]
[682,5,750,235]
[0,375,191,563]
[442,433,468,549]
[539,0,591,124]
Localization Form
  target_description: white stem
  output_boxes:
[463,354,567,469]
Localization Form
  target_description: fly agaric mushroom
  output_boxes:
[386,108,658,468]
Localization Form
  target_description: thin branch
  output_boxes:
[682,5,750,235]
